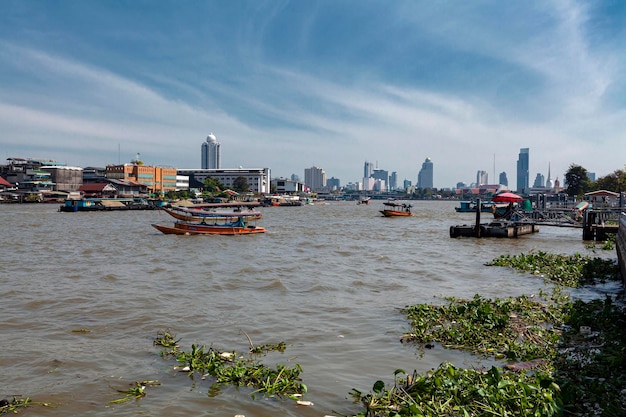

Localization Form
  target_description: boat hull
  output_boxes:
[379,210,413,217]
[152,223,265,235]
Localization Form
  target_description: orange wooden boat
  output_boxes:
[152,221,265,235]
[152,216,265,235]
[379,201,413,217]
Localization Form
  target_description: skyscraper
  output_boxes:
[389,172,398,190]
[363,161,374,179]
[201,133,221,169]
[476,170,488,186]
[417,157,434,188]
[516,148,529,193]
[499,172,508,187]
[304,166,326,191]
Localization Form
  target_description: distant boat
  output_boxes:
[357,196,371,205]
[379,200,413,217]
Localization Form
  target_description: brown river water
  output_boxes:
[0,200,615,416]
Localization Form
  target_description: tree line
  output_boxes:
[564,164,626,198]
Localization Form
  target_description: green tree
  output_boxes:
[204,177,225,193]
[594,169,626,193]
[564,164,591,198]
[232,176,250,193]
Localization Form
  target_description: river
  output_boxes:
[0,200,611,416]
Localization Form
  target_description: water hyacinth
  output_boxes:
[153,332,307,399]
[485,251,619,287]
[352,251,626,417]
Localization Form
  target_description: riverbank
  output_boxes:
[352,250,625,416]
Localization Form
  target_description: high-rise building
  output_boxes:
[304,166,326,192]
[417,158,434,188]
[201,133,221,169]
[389,172,398,190]
[363,161,374,179]
[533,173,545,188]
[516,148,529,193]
[499,172,508,187]
[476,170,488,186]
[326,177,340,190]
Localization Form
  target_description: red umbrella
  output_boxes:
[492,192,524,203]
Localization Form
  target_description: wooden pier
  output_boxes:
[582,209,622,241]
[484,202,622,241]
[616,213,626,286]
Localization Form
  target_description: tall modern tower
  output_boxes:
[201,133,221,169]
[363,161,374,179]
[476,170,488,186]
[499,172,508,187]
[516,148,529,194]
[417,157,434,188]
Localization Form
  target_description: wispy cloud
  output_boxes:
[1,1,625,186]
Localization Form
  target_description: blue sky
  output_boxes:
[1,0,625,188]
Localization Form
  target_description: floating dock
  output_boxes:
[450,221,539,238]
[450,198,539,238]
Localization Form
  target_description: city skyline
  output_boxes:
[1,2,625,188]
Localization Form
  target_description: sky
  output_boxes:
[1,1,625,189]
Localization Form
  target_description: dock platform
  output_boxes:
[450,221,539,238]
[450,198,539,238]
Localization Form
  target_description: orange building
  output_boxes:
[106,157,176,195]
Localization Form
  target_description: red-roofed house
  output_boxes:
[0,176,14,189]
[78,183,118,198]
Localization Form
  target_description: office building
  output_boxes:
[499,172,508,187]
[201,133,221,169]
[516,148,529,193]
[417,158,434,188]
[363,161,374,180]
[106,154,177,195]
[326,177,340,190]
[372,169,389,191]
[389,172,398,190]
[476,170,488,186]
[304,166,326,192]
[178,168,271,194]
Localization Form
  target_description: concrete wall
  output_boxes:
[617,213,626,286]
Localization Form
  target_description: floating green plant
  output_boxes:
[351,363,562,417]
[108,380,160,404]
[355,253,626,417]
[0,396,53,415]
[153,329,180,357]
[154,330,306,398]
[241,328,287,354]
[486,251,619,287]
[401,294,564,361]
